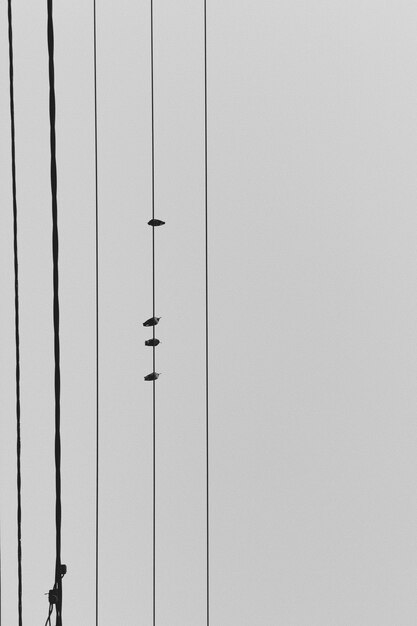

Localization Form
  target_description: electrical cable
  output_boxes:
[93,0,100,623]
[203,2,209,624]
[7,0,23,623]
[150,3,156,624]
[44,603,53,626]
[0,529,2,626]
[46,0,64,624]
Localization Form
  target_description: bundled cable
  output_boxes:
[45,1,67,624]
[45,565,66,626]
[7,0,23,623]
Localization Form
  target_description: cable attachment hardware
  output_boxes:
[59,563,67,577]
[46,565,66,606]
[48,587,61,605]
[143,316,160,327]
[145,338,160,347]
[148,218,165,227]
[145,372,160,381]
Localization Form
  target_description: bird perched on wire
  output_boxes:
[143,316,160,327]
[144,372,160,381]
[148,218,165,227]
[145,338,160,347]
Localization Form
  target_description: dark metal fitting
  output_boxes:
[145,338,160,347]
[48,588,60,604]
[59,564,67,577]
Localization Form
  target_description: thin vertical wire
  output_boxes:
[204,1,209,624]
[93,0,99,624]
[150,2,156,625]
[7,1,23,623]
[0,528,2,626]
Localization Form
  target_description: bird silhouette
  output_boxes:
[145,338,160,346]
[144,372,160,381]
[143,316,160,327]
[148,218,165,227]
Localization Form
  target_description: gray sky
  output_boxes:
[1,0,417,624]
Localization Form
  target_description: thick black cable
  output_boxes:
[150,2,156,624]
[7,1,23,623]
[93,0,99,624]
[46,1,63,624]
[204,1,209,624]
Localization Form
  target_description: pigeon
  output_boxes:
[145,338,160,347]
[143,316,160,327]
[144,372,160,381]
[148,218,165,227]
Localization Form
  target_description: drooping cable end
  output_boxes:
[144,372,161,381]
[148,218,165,227]
[44,600,54,626]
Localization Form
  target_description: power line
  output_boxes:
[46,1,66,624]
[150,3,156,624]
[0,528,2,626]
[145,1,165,618]
[93,0,100,623]
[7,0,23,623]
[204,1,209,624]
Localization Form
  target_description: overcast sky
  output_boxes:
[1,0,417,624]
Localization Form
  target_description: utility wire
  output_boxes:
[150,2,156,624]
[93,0,100,623]
[7,1,23,623]
[46,0,64,623]
[204,1,209,624]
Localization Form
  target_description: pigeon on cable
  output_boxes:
[148,218,165,227]
[144,372,160,381]
[145,338,160,347]
[143,316,160,327]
